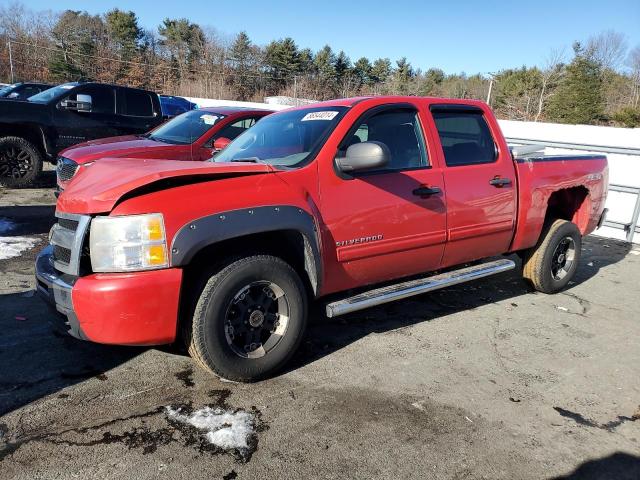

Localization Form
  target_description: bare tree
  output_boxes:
[586,30,628,70]
[535,48,565,122]
[627,46,640,107]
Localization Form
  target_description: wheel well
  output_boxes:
[0,124,46,156]
[177,230,318,344]
[545,186,591,233]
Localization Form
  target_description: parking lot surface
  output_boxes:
[1,175,639,479]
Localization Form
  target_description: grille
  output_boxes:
[50,213,90,276]
[57,157,79,182]
[53,245,72,264]
[57,218,79,231]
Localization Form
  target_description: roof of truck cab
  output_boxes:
[197,106,273,116]
[285,96,489,112]
[64,81,156,94]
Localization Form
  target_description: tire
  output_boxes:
[188,255,308,382]
[0,136,43,188]
[522,219,582,294]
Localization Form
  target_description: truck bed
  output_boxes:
[510,153,608,252]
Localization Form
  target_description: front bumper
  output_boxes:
[35,245,87,339]
[35,246,184,346]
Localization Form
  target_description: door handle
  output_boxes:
[412,185,441,197]
[489,176,512,187]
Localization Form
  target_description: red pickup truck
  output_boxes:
[56,107,271,191]
[36,96,608,381]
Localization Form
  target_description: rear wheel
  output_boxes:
[522,219,582,294]
[187,255,308,382]
[0,136,43,188]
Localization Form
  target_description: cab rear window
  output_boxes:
[432,110,496,166]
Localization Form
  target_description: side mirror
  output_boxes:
[59,94,92,112]
[335,141,390,173]
[213,137,231,152]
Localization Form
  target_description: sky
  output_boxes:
[15,0,640,74]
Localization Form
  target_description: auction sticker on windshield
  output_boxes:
[200,114,220,125]
[301,111,339,121]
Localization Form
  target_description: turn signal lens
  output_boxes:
[146,217,164,241]
[146,244,167,266]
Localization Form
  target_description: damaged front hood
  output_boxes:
[57,158,274,213]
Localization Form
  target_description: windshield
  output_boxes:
[28,83,78,103]
[213,106,348,167]
[148,110,225,145]
[0,84,18,97]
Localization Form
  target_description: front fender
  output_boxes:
[170,205,322,294]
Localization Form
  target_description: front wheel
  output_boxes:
[522,219,582,294]
[0,136,43,188]
[187,255,308,382]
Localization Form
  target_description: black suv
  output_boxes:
[0,82,163,187]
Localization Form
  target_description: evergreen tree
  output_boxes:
[393,57,414,94]
[158,18,205,79]
[48,49,85,81]
[314,45,336,81]
[334,50,351,83]
[229,31,256,100]
[370,58,392,84]
[298,48,314,74]
[493,67,543,120]
[546,43,604,124]
[105,9,141,60]
[353,57,372,87]
[265,37,300,88]
[419,68,445,95]
[49,10,105,81]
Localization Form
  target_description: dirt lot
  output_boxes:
[1,173,639,479]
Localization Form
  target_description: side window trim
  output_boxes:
[335,103,431,178]
[429,104,498,168]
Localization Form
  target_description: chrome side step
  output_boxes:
[325,258,516,318]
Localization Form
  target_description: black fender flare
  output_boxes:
[170,205,322,295]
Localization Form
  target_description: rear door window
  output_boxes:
[432,110,496,166]
[121,90,154,117]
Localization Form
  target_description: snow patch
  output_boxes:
[0,236,39,260]
[166,405,255,451]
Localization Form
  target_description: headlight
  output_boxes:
[90,213,168,272]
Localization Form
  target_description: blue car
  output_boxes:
[159,95,198,118]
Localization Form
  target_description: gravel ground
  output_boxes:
[1,177,639,480]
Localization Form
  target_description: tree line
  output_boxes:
[1,2,639,127]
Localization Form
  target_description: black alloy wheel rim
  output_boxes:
[551,236,576,280]
[224,281,290,359]
[0,145,34,179]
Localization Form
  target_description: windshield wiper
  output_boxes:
[149,136,179,145]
